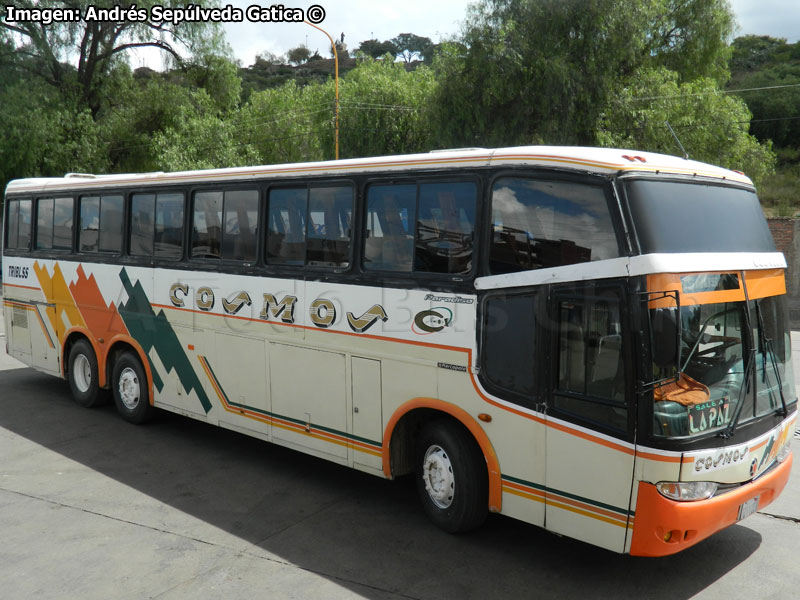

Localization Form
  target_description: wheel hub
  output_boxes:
[73,354,92,393]
[118,367,140,410]
[422,445,455,509]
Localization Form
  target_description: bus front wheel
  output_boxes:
[112,352,154,424]
[67,339,106,408]
[415,419,488,533]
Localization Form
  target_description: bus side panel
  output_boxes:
[545,420,635,553]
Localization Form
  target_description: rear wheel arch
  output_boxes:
[383,398,502,514]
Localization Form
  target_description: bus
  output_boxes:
[2,146,796,556]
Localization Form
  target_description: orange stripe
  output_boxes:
[2,283,41,291]
[199,356,382,457]
[502,481,628,524]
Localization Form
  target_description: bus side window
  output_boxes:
[154,194,184,260]
[79,195,122,254]
[192,191,223,259]
[222,190,258,262]
[5,198,32,250]
[98,195,123,253]
[53,198,74,250]
[307,185,353,268]
[267,188,307,265]
[489,178,619,274]
[416,182,476,274]
[130,194,156,256]
[481,292,537,408]
[554,292,626,432]
[79,197,100,252]
[36,198,55,250]
[363,184,416,272]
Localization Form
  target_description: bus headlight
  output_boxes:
[656,481,718,501]
[777,444,791,464]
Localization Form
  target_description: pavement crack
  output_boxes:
[758,510,800,525]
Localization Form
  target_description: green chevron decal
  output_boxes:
[117,269,212,413]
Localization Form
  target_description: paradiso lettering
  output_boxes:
[169,283,388,333]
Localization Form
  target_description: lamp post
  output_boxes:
[304,21,339,160]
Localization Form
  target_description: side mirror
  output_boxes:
[641,290,681,392]
[652,308,679,368]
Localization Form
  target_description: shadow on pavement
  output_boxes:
[0,368,761,600]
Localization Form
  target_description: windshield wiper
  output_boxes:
[755,302,788,417]
[720,347,755,439]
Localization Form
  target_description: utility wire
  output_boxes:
[628,81,800,102]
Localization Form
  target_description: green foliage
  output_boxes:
[0,82,108,188]
[357,39,398,59]
[337,59,436,158]
[598,67,775,184]
[390,33,433,63]
[432,0,739,148]
[729,36,800,149]
[287,45,312,65]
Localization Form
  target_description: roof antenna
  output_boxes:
[665,121,689,160]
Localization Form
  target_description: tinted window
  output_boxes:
[53,198,73,250]
[154,194,184,259]
[222,190,258,262]
[5,199,32,250]
[364,181,477,274]
[36,198,54,250]
[267,188,306,265]
[482,293,537,401]
[192,191,223,259]
[364,184,416,272]
[416,182,476,274]
[266,185,354,267]
[554,290,626,431]
[490,178,619,274]
[132,193,184,259]
[79,197,100,252]
[98,195,123,252]
[307,186,353,267]
[625,180,775,253]
[79,195,121,253]
[130,194,156,256]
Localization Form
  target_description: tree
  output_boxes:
[598,67,775,184]
[391,33,433,63]
[287,45,311,65]
[1,0,227,116]
[432,0,741,148]
[357,38,397,59]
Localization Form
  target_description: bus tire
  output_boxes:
[67,339,106,408]
[415,419,488,533]
[111,352,153,424]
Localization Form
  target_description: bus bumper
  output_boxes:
[629,451,792,556]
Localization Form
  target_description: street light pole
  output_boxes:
[304,21,339,160]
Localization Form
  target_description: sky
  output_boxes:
[127,0,800,70]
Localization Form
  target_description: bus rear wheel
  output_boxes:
[415,419,488,533]
[112,352,154,424]
[67,339,106,408]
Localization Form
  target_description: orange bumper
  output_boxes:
[630,452,793,556]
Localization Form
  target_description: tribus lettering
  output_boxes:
[7,265,29,279]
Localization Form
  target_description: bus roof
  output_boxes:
[4,145,753,195]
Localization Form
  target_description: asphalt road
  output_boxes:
[1,315,799,599]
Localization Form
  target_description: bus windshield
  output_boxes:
[652,295,795,438]
[625,179,776,254]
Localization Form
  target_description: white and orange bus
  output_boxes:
[2,146,796,555]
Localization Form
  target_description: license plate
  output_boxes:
[738,496,760,521]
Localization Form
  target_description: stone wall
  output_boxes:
[767,218,800,327]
